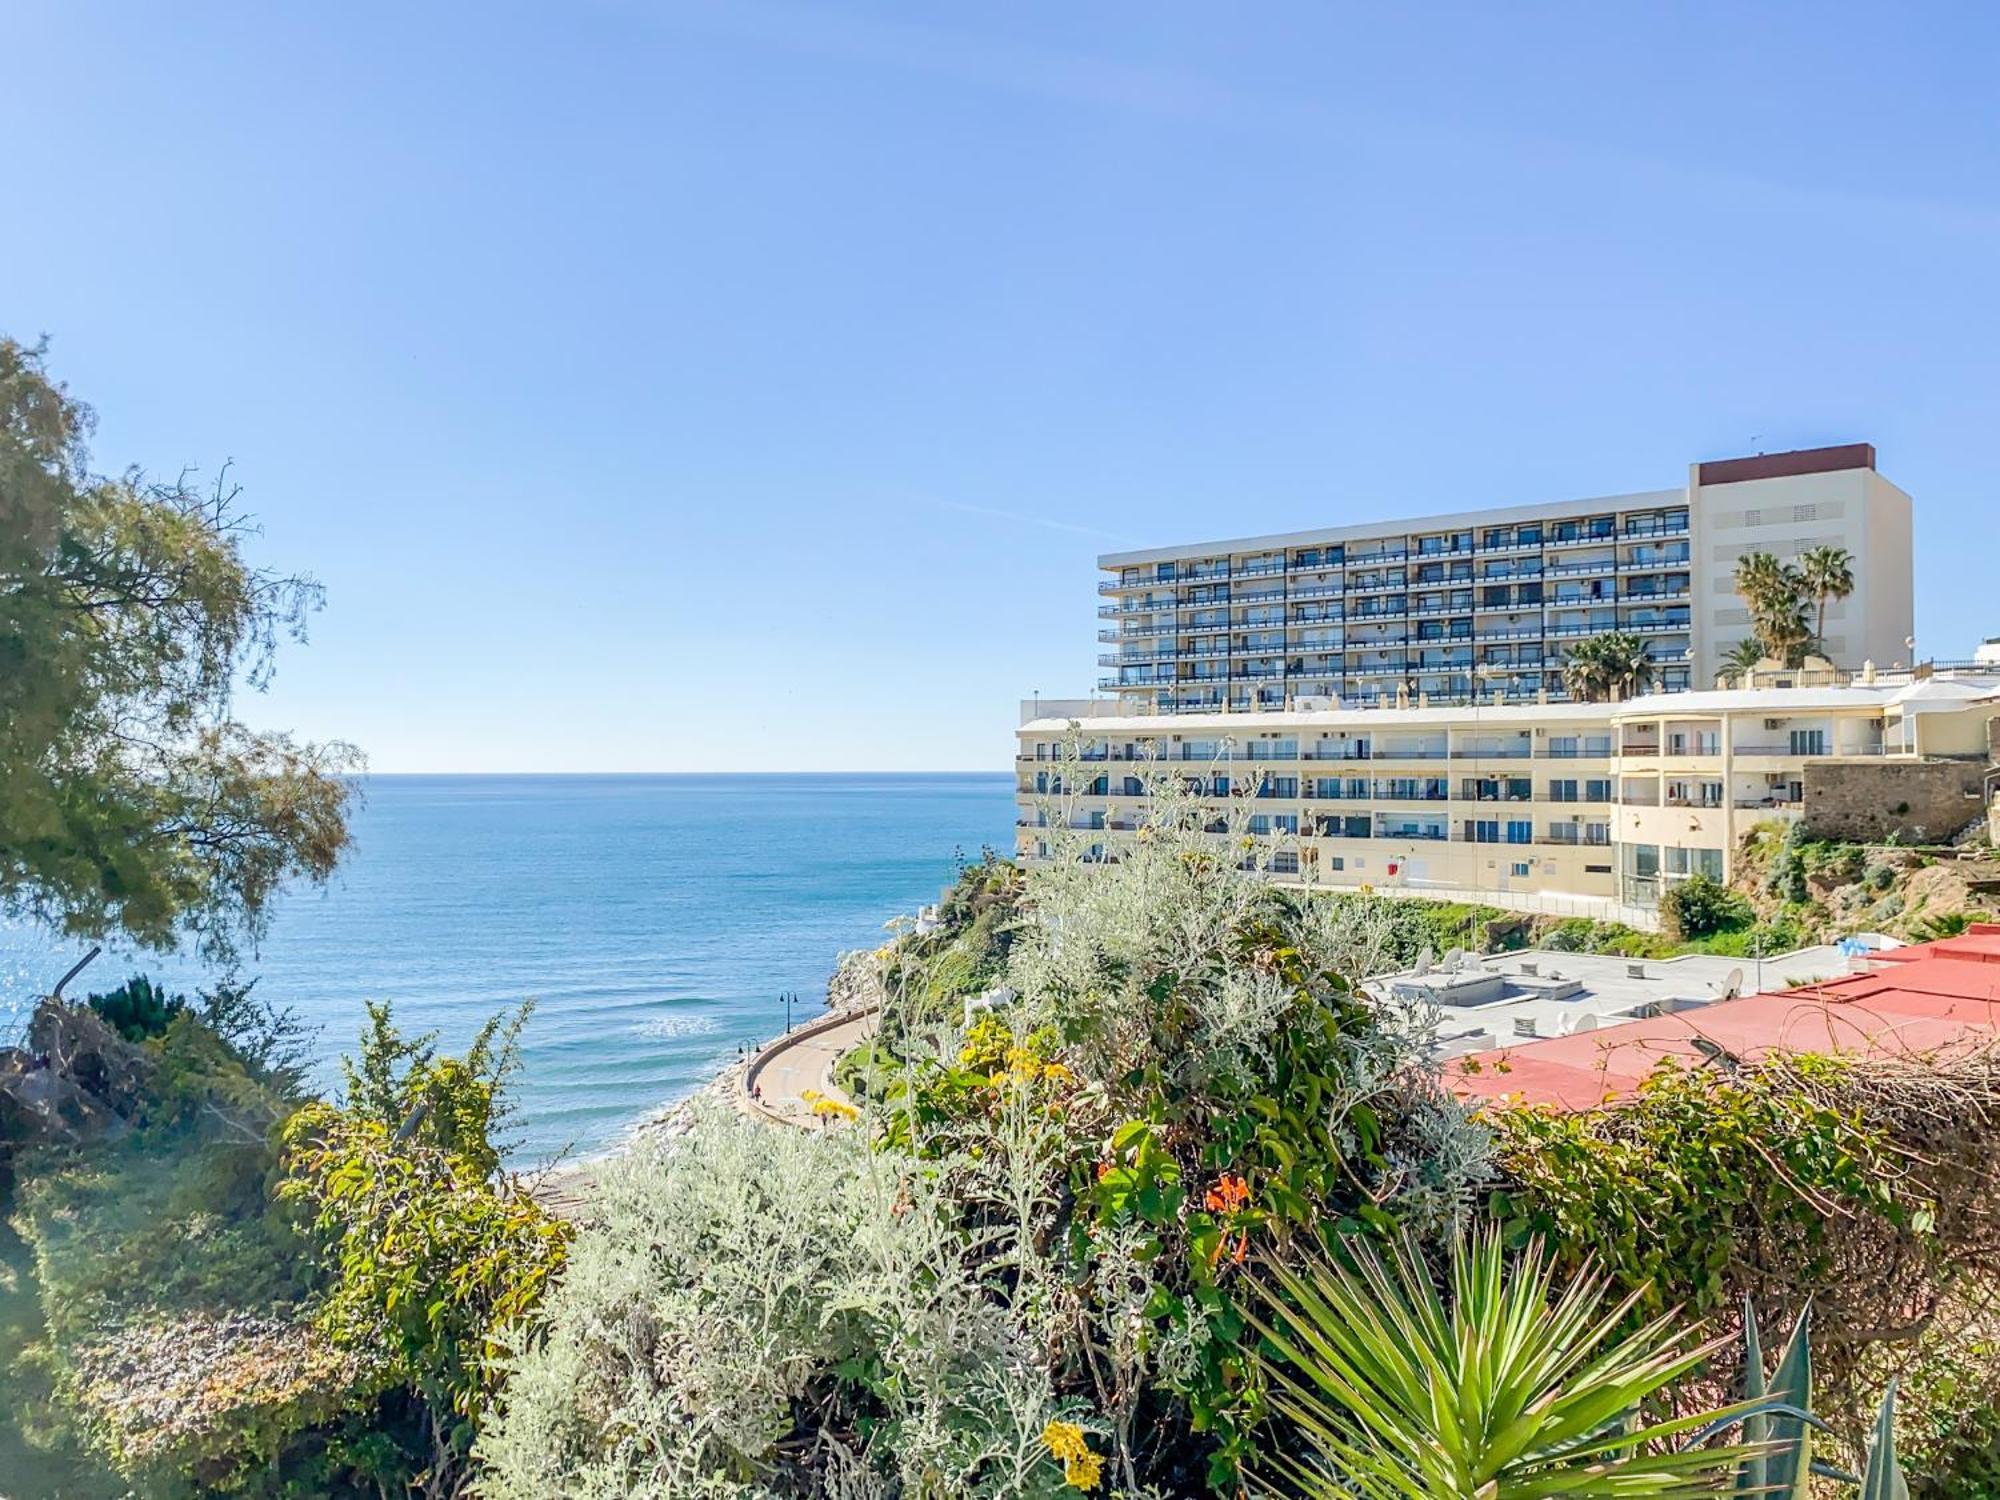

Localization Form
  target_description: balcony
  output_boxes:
[1349,605,1410,622]
[1346,546,1409,566]
[1284,579,1347,603]
[1546,559,1619,579]
[1621,517,1690,539]
[1234,560,1286,578]
[1545,529,1621,549]
[1347,577,1409,595]
[1546,620,1616,639]
[1478,534,1545,553]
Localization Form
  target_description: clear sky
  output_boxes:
[7,3,1997,771]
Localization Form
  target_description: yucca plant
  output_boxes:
[1246,1227,1760,1498]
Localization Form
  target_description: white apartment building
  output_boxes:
[1097,444,1913,714]
[1016,672,1999,920]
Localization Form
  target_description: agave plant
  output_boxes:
[1734,1300,1815,1497]
[1246,1227,1756,1498]
[1860,1381,1908,1500]
[1732,1301,1909,1500]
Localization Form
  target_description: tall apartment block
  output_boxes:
[1097,444,1914,713]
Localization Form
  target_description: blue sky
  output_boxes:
[7,3,1996,771]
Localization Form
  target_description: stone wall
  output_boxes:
[1801,758,1990,844]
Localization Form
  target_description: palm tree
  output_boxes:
[1733,551,1812,667]
[1720,637,1766,686]
[1562,631,1653,703]
[1560,635,1609,703]
[1247,1228,1754,1499]
[1596,630,1656,699]
[1797,545,1855,659]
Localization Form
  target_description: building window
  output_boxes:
[1794,504,1816,522]
[1506,820,1532,844]
[1511,862,1531,878]
[1329,856,1345,871]
[1586,862,1611,874]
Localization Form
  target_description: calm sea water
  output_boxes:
[0,773,1015,1163]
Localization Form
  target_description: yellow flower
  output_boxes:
[1041,1061,1074,1084]
[1041,1420,1102,1491]
[799,1088,859,1122]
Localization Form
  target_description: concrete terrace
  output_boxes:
[1372,943,1862,1060]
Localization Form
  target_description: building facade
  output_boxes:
[1097,443,1913,714]
[1016,674,1997,918]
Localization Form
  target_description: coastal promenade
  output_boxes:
[739,1005,878,1126]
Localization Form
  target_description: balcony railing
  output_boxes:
[1621,517,1690,539]
[1284,580,1347,603]
[1546,559,1619,578]
[1546,529,1620,549]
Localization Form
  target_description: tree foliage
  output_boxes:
[1733,546,1853,669]
[1560,630,1655,703]
[1657,871,1751,940]
[0,337,360,961]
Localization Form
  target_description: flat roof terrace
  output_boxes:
[1373,944,1857,1068]
[1447,927,2000,1111]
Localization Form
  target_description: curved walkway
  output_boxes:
[739,1005,879,1127]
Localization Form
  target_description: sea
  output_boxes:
[0,773,1017,1164]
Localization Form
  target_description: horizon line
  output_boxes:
[348,767,1014,777]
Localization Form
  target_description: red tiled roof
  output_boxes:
[1450,931,2000,1111]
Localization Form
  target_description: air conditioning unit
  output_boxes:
[1765,719,1784,731]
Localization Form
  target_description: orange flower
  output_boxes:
[1203,1173,1250,1214]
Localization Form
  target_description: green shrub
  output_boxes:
[84,975,189,1041]
[1487,1050,2000,1459]
[1659,873,1751,941]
